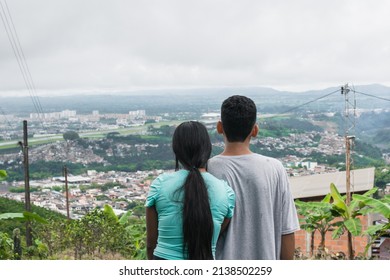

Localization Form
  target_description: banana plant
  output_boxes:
[352,193,390,257]
[295,194,338,256]
[330,183,380,259]
[330,183,374,237]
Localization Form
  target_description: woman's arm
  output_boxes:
[220,218,231,235]
[146,206,158,260]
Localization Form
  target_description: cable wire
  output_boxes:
[281,88,340,114]
[0,0,45,129]
[354,90,390,102]
[3,0,45,117]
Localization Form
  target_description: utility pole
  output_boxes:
[22,120,32,247]
[63,165,70,219]
[341,84,356,259]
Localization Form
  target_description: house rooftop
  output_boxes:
[290,167,375,200]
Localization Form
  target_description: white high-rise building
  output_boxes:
[128,110,146,118]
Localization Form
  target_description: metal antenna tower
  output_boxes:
[341,83,357,260]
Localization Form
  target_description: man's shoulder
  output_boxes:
[209,153,281,164]
[209,153,285,175]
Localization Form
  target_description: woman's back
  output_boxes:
[145,170,235,260]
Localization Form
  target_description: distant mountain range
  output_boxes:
[1,84,389,115]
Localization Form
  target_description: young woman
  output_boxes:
[145,121,235,260]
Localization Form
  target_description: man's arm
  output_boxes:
[280,233,295,260]
[146,206,158,260]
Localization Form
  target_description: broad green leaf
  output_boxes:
[0,213,24,220]
[119,211,132,225]
[305,201,331,209]
[332,226,344,239]
[300,224,316,233]
[362,187,378,197]
[298,217,307,223]
[294,200,305,208]
[330,183,348,217]
[321,193,331,203]
[382,195,390,204]
[352,194,390,218]
[344,218,362,236]
[331,205,347,217]
[23,211,48,224]
[356,207,375,216]
[349,199,360,212]
[103,204,118,222]
[365,224,385,236]
[330,221,344,228]
[0,169,7,179]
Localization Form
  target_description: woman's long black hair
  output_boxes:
[172,121,214,260]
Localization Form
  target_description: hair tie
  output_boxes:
[191,166,197,171]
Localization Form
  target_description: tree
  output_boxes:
[295,194,338,257]
[63,131,80,141]
[0,170,6,181]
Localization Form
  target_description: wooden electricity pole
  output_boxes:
[63,165,70,219]
[345,135,354,260]
[22,120,32,247]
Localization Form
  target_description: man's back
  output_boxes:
[208,153,299,259]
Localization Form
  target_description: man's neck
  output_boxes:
[221,141,252,156]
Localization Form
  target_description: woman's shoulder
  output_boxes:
[152,170,188,185]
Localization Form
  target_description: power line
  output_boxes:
[3,0,45,116]
[0,0,45,128]
[281,88,340,114]
[354,90,390,102]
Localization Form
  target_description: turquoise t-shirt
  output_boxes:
[145,170,235,260]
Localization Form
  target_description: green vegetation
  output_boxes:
[5,161,87,182]
[295,194,336,257]
[0,197,64,237]
[296,184,390,259]
[374,129,390,149]
[0,198,146,260]
[258,117,323,138]
[375,168,390,190]
[0,169,6,180]
[63,131,80,141]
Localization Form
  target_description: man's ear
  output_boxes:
[251,124,259,137]
[217,121,224,134]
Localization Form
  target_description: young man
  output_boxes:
[208,95,300,260]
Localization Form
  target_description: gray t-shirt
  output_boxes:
[208,153,300,260]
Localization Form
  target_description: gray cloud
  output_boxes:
[1,0,390,95]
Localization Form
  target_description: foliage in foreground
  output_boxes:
[0,203,146,260]
[296,183,390,259]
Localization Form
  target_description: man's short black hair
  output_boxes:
[221,95,257,142]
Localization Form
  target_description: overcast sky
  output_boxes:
[1,0,390,96]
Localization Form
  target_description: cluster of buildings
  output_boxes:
[0,169,164,219]
[1,109,164,142]
[30,109,162,130]
[251,131,345,157]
